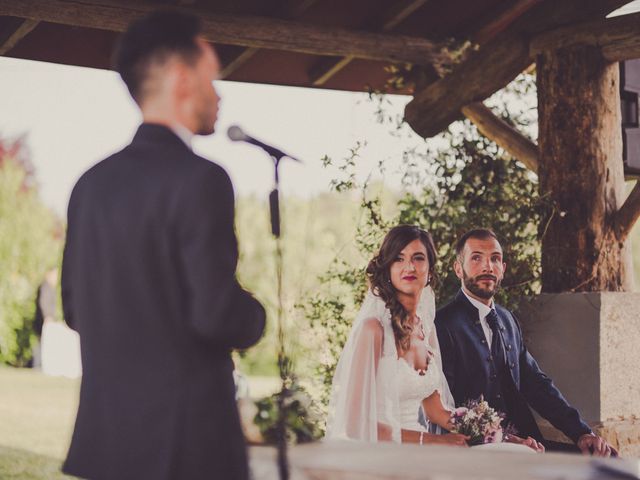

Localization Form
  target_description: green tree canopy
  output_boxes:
[0,137,62,366]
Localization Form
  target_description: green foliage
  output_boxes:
[0,139,62,366]
[253,379,323,444]
[397,122,545,308]
[234,192,363,377]
[304,74,547,407]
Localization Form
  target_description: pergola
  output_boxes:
[2,0,639,293]
[3,0,640,460]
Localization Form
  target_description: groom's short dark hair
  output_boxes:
[455,228,499,260]
[113,10,203,104]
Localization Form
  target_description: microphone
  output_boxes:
[227,125,301,162]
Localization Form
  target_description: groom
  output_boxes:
[435,229,614,456]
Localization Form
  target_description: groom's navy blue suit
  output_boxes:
[435,290,591,445]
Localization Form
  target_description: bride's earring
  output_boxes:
[426,275,431,286]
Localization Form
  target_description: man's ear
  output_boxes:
[454,259,463,280]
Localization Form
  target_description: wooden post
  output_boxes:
[537,45,633,292]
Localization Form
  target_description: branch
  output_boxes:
[615,181,640,242]
[461,102,539,173]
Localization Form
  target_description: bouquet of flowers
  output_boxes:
[449,396,516,446]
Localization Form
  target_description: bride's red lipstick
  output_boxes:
[402,275,417,281]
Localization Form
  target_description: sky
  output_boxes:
[0,56,428,218]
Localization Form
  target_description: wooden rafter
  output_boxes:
[220,0,319,80]
[615,182,640,243]
[461,102,539,173]
[471,0,541,44]
[309,0,429,86]
[0,0,451,67]
[404,0,629,138]
[0,19,39,55]
[530,11,640,62]
[220,48,259,79]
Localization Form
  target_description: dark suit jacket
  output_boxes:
[61,124,265,480]
[435,290,591,444]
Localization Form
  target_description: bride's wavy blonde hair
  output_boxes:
[366,225,436,352]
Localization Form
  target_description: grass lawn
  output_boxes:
[0,366,79,479]
[0,366,280,479]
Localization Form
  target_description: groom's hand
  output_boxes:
[577,433,617,457]
[505,434,545,453]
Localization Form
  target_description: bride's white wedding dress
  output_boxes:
[326,288,454,442]
[397,356,441,432]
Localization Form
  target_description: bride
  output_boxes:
[326,225,468,446]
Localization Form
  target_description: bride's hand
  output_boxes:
[505,434,545,453]
[435,433,469,447]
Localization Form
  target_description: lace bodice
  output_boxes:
[396,356,440,431]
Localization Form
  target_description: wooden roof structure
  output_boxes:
[3,0,640,293]
[1,1,636,134]
[0,2,616,87]
[0,0,536,94]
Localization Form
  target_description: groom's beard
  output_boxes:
[462,268,501,300]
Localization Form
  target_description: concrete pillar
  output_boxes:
[519,292,640,456]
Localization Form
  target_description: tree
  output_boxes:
[0,136,62,366]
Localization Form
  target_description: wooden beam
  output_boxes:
[220,47,259,79]
[309,56,354,86]
[404,0,629,139]
[375,0,430,32]
[537,45,630,291]
[461,102,539,173]
[472,0,541,44]
[530,11,640,62]
[220,0,320,80]
[615,182,640,243]
[310,0,429,86]
[0,19,39,55]
[0,0,451,67]
[405,34,530,138]
[285,0,320,19]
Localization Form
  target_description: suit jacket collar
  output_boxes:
[455,289,481,319]
[132,123,191,151]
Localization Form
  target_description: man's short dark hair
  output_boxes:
[455,228,499,260]
[113,10,203,103]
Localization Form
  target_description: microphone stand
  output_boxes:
[268,152,290,480]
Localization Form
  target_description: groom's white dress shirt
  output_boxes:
[461,289,495,345]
